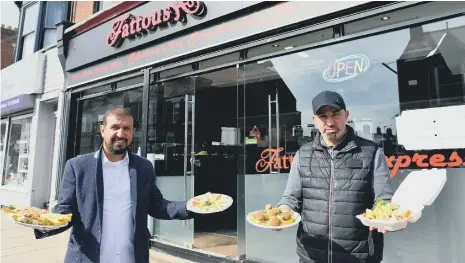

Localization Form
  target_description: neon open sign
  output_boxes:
[322,54,370,83]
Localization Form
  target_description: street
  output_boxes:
[0,213,196,263]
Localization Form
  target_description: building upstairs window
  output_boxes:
[19,3,39,59]
[16,1,69,61]
[94,1,120,13]
[42,1,67,48]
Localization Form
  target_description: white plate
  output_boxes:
[356,205,423,232]
[9,216,69,231]
[246,210,301,230]
[187,193,233,214]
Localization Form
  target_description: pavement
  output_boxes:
[0,213,196,263]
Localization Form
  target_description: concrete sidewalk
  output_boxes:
[1,213,196,263]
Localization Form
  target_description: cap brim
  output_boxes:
[315,104,343,114]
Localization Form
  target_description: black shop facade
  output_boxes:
[55,1,465,262]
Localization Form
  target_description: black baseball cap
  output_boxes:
[312,91,346,114]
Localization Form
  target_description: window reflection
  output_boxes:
[243,16,465,263]
[242,17,465,175]
[3,117,32,187]
[78,89,143,155]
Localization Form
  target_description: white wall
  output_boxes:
[43,48,65,94]
[1,52,45,101]
[29,100,56,208]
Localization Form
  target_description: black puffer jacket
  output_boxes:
[278,126,394,263]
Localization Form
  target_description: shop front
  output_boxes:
[57,1,465,262]
[1,47,64,209]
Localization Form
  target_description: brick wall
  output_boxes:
[1,24,18,69]
[72,1,122,23]
[72,1,95,23]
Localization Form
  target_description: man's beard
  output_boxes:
[107,137,129,155]
[322,130,345,145]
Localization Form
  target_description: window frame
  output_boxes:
[15,1,70,61]
[94,1,114,13]
[16,1,40,61]
[1,113,34,188]
[39,1,69,49]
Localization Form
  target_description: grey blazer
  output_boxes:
[35,148,192,263]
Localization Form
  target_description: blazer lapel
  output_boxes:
[94,148,104,230]
[128,153,137,224]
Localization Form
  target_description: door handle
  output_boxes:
[268,90,280,174]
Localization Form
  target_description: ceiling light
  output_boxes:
[272,44,279,47]
[381,16,390,21]
[284,46,294,50]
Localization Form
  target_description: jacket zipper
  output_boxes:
[328,148,335,263]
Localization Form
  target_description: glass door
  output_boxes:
[148,76,196,248]
[148,67,244,255]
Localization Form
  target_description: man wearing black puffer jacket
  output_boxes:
[277,91,395,263]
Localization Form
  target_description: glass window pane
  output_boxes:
[243,16,465,263]
[44,2,66,28]
[78,89,143,155]
[3,117,32,187]
[159,64,193,80]
[0,121,7,177]
[100,1,115,11]
[43,28,57,47]
[198,52,240,70]
[22,3,39,35]
[82,84,112,97]
[247,28,334,59]
[344,2,465,35]
[116,76,144,89]
[21,33,35,58]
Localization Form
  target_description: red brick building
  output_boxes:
[1,24,18,69]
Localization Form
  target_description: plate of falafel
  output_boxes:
[247,204,301,229]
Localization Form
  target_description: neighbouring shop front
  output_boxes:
[57,1,465,262]
[1,47,63,210]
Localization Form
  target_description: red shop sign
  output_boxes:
[107,1,206,47]
[255,148,465,178]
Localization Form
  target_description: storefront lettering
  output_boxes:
[69,3,300,83]
[385,151,465,178]
[322,54,370,83]
[255,148,465,177]
[107,1,206,47]
[256,148,295,172]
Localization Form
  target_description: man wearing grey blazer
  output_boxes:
[35,107,194,263]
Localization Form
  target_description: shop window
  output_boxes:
[116,75,144,89]
[159,64,194,80]
[241,16,465,263]
[247,27,333,59]
[0,120,8,177]
[198,52,241,70]
[345,2,465,35]
[82,84,112,97]
[77,88,143,155]
[2,116,32,187]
